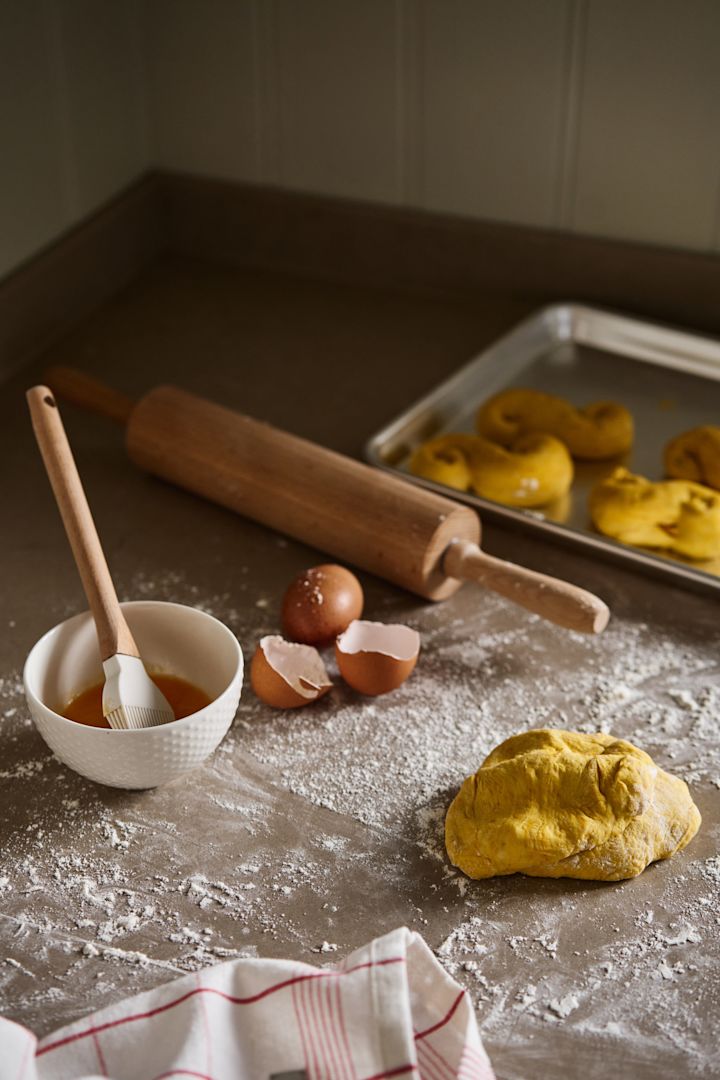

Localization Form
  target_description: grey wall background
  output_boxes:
[3,0,720,281]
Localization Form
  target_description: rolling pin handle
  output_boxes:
[44,365,135,425]
[443,538,610,635]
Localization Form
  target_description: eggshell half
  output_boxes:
[335,620,420,696]
[251,635,333,709]
[282,564,364,645]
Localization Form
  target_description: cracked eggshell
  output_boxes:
[335,620,420,696]
[281,564,364,645]
[251,635,333,709]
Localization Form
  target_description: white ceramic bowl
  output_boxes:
[23,601,243,789]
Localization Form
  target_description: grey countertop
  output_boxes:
[1,258,718,1079]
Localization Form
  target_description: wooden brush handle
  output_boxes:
[26,386,139,661]
[444,539,609,634]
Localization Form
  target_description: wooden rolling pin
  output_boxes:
[45,366,610,634]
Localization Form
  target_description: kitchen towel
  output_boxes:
[1,926,495,1080]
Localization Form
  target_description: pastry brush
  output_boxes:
[27,386,174,730]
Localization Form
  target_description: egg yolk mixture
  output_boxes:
[62,673,212,728]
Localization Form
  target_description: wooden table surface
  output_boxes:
[0,258,718,1079]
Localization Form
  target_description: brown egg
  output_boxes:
[335,620,420,696]
[282,564,364,645]
[251,635,333,709]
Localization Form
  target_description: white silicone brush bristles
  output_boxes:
[102,654,175,730]
[104,703,171,730]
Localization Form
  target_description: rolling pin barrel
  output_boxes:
[127,386,480,601]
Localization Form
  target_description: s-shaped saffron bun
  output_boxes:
[589,467,720,560]
[665,426,720,490]
[410,432,573,508]
[476,388,634,460]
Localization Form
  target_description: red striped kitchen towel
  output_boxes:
[1,927,494,1080]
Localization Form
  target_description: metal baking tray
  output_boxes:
[365,304,720,595]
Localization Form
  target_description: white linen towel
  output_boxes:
[1,927,495,1080]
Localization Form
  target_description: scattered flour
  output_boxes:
[548,994,580,1019]
[0,567,718,1077]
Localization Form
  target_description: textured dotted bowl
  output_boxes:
[23,601,243,789]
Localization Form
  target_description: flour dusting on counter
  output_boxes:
[1,567,718,1077]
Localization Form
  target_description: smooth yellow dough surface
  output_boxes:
[665,425,720,490]
[445,729,700,882]
[409,432,573,507]
[476,388,634,460]
[590,467,720,560]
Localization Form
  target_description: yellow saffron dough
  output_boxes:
[590,467,720,560]
[476,388,634,460]
[665,425,720,490]
[445,729,700,882]
[409,432,573,508]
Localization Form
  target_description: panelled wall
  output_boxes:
[3,0,720,281]
[0,0,147,279]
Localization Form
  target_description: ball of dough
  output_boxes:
[445,729,700,881]
[589,466,720,560]
[476,388,634,460]
[665,425,720,490]
[409,431,573,507]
